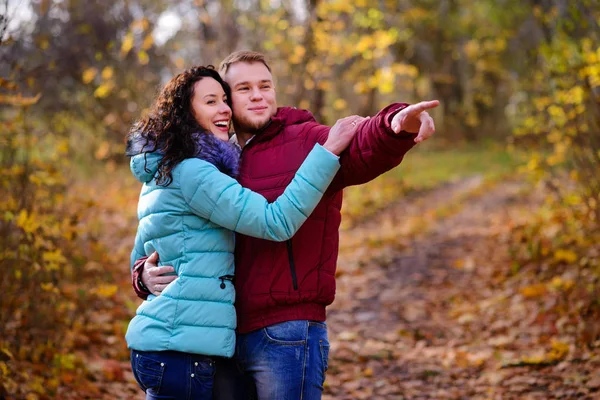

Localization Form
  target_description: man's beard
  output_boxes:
[233,114,271,135]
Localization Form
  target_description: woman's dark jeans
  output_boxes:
[131,350,216,400]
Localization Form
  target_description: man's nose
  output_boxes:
[249,87,263,101]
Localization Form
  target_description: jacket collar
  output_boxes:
[247,107,316,147]
[127,131,241,183]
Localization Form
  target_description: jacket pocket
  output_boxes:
[286,240,298,291]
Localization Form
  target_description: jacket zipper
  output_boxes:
[218,275,234,289]
[286,240,298,291]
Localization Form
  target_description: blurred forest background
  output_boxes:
[0,0,598,398]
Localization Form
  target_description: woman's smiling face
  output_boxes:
[190,77,232,141]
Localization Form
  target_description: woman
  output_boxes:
[125,65,358,399]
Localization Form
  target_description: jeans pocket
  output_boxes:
[319,340,330,373]
[132,351,165,392]
[193,357,216,379]
[191,357,216,399]
[319,339,330,389]
[263,321,307,345]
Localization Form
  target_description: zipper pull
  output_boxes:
[218,275,235,290]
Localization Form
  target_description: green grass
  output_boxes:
[395,143,525,190]
[341,143,526,227]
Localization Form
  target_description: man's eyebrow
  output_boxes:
[234,79,273,88]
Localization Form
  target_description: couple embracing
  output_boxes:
[125,50,439,400]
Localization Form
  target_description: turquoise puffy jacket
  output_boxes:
[125,140,340,357]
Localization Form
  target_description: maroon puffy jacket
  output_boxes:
[234,104,416,333]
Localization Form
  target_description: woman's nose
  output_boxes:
[219,103,232,114]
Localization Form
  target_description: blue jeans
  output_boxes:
[230,320,330,400]
[131,350,216,400]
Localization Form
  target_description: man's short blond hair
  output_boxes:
[219,51,272,75]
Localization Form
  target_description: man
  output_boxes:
[132,51,438,399]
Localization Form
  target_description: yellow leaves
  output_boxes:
[0,361,9,376]
[130,17,150,33]
[1,347,14,360]
[518,340,571,366]
[263,40,275,51]
[56,139,69,156]
[533,96,551,111]
[41,282,60,294]
[392,63,418,78]
[93,285,119,298]
[333,99,347,110]
[138,50,150,65]
[82,67,98,84]
[568,86,585,105]
[289,26,305,39]
[367,8,384,22]
[353,30,399,58]
[547,340,569,361]
[375,67,395,94]
[353,81,369,94]
[464,40,479,59]
[547,105,567,127]
[550,276,575,291]
[317,80,331,91]
[276,20,289,30]
[0,93,41,107]
[43,249,67,271]
[373,29,399,50]
[356,36,374,54]
[289,45,306,65]
[584,48,598,64]
[303,78,315,90]
[94,83,114,98]
[142,34,154,50]
[100,66,113,80]
[53,353,77,370]
[317,1,354,19]
[546,153,564,167]
[120,32,134,56]
[519,353,547,365]
[15,210,41,234]
[547,129,562,144]
[553,249,578,264]
[520,283,547,299]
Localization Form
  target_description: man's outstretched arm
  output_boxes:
[312,100,439,192]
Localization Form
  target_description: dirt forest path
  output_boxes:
[106,176,599,400]
[323,177,600,399]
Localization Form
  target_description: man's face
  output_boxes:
[223,62,277,133]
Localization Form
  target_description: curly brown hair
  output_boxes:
[129,65,232,186]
